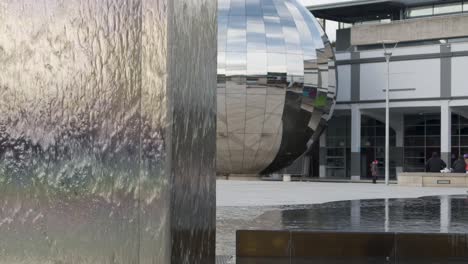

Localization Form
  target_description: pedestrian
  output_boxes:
[370,159,379,184]
[452,155,466,173]
[451,153,457,167]
[464,154,468,173]
[425,152,447,173]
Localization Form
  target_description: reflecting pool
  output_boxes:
[217,195,468,263]
[258,195,468,233]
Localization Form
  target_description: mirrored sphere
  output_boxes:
[217,0,337,175]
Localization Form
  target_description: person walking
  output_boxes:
[370,159,379,184]
[452,155,466,173]
[464,154,468,172]
[451,153,457,167]
[425,152,447,173]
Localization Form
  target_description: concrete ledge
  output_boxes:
[237,230,468,262]
[351,14,468,45]
[398,172,468,187]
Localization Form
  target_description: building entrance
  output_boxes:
[361,116,397,179]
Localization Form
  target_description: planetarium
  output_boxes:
[217,0,337,175]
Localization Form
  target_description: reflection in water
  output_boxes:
[257,195,468,234]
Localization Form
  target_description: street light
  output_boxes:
[381,40,398,186]
[380,41,417,185]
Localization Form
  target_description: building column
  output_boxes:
[319,130,327,178]
[440,44,452,98]
[351,52,361,101]
[441,101,452,168]
[351,105,361,180]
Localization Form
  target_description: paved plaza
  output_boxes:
[217,180,468,207]
[216,180,468,259]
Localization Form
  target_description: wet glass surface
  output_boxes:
[0,0,217,263]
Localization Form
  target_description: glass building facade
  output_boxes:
[325,116,351,178]
[451,114,468,160]
[325,115,398,179]
[404,114,441,172]
[324,113,468,179]
[361,116,396,178]
[310,0,468,180]
[406,1,468,18]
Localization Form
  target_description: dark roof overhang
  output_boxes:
[308,0,463,23]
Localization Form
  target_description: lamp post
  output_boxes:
[381,41,416,185]
[382,41,398,186]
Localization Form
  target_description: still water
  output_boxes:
[258,195,468,233]
[218,195,468,263]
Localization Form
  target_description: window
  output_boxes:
[434,3,462,15]
[361,116,397,179]
[407,2,466,18]
[357,19,392,25]
[338,22,352,29]
[451,113,468,160]
[325,116,351,178]
[449,37,468,43]
[407,6,433,17]
[403,114,441,172]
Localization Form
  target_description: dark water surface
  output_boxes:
[257,195,468,233]
[233,195,468,264]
